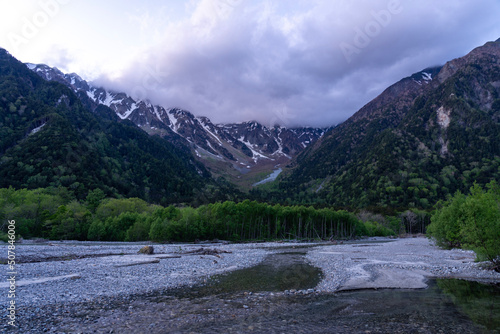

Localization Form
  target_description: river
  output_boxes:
[16,243,500,333]
[253,168,283,186]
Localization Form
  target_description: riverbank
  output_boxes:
[306,236,500,292]
[2,237,499,332]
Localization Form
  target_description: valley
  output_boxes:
[2,2,500,333]
[25,63,328,189]
[15,38,500,206]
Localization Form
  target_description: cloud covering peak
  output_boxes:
[81,0,500,127]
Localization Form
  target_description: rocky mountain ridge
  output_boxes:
[26,63,328,186]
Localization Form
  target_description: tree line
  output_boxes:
[0,186,399,243]
[4,183,497,272]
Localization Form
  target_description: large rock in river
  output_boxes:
[138,246,154,255]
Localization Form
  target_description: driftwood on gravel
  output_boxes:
[194,239,230,244]
[115,259,160,268]
[180,247,232,258]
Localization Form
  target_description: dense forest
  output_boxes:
[0,186,425,243]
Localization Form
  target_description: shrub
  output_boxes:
[428,182,500,271]
[460,183,500,270]
[363,221,395,237]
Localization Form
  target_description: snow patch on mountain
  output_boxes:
[422,72,432,81]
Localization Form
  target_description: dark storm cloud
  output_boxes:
[94,0,500,128]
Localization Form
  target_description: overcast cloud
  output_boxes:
[2,0,500,127]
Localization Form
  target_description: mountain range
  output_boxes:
[1,37,499,210]
[24,63,328,188]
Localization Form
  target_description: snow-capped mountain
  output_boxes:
[26,63,329,184]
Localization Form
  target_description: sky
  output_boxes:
[1,0,500,128]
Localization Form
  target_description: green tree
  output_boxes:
[95,197,153,222]
[46,201,91,240]
[126,214,151,241]
[461,183,500,270]
[86,188,106,213]
[87,220,106,240]
[427,192,467,248]
[148,206,180,242]
[428,181,500,271]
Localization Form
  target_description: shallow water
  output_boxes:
[437,279,500,331]
[174,280,498,334]
[170,251,322,298]
[165,249,500,333]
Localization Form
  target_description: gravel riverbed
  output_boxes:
[1,241,271,307]
[307,237,500,292]
[1,237,499,333]
[1,241,272,332]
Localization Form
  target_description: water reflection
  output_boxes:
[174,280,498,333]
[438,279,500,330]
[66,248,500,333]
[160,249,499,332]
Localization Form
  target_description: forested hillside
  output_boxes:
[276,39,500,209]
[0,48,234,205]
